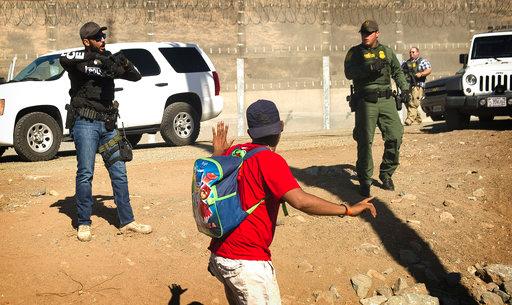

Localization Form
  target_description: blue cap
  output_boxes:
[246,99,282,138]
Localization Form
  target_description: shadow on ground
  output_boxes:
[291,164,478,304]
[420,118,512,134]
[0,141,213,163]
[167,283,203,305]
[50,195,118,229]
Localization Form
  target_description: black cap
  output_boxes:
[246,99,282,139]
[80,21,107,39]
[359,20,379,33]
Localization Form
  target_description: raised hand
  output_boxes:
[212,121,234,156]
[169,283,187,295]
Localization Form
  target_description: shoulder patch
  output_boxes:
[378,50,386,59]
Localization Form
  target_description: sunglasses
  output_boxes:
[89,33,106,42]
[361,31,376,36]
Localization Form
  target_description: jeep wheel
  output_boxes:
[0,146,6,158]
[126,134,143,147]
[13,112,62,161]
[478,115,494,123]
[160,102,200,146]
[445,109,470,130]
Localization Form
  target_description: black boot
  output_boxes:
[380,177,395,191]
[359,181,371,197]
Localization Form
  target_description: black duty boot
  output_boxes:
[381,177,395,191]
[359,181,371,197]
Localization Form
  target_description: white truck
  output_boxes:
[0,42,223,161]
[422,30,512,129]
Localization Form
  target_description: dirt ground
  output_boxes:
[0,119,511,305]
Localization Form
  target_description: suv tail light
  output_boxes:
[0,99,4,116]
[213,71,220,96]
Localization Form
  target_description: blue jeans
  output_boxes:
[72,117,135,227]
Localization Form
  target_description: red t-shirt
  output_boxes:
[208,143,300,261]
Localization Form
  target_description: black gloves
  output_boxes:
[400,89,411,104]
[111,52,130,68]
[95,53,126,78]
[369,58,387,72]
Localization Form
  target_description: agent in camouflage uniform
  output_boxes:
[401,47,432,125]
[344,20,410,197]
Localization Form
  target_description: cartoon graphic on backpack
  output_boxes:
[192,147,267,238]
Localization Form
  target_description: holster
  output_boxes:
[98,130,133,168]
[394,93,403,111]
[65,104,76,130]
[104,114,117,131]
[348,93,361,112]
[105,101,120,131]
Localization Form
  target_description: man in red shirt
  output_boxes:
[208,99,376,305]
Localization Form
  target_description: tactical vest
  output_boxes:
[405,57,426,85]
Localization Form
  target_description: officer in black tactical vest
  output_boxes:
[60,21,151,242]
[344,20,410,197]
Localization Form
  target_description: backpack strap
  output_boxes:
[242,146,269,160]
[240,146,290,217]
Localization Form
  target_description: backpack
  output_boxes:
[192,147,268,238]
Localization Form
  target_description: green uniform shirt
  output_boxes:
[344,43,409,93]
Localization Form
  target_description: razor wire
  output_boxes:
[1,0,511,28]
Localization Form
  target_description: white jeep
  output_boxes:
[422,30,512,129]
[0,42,223,161]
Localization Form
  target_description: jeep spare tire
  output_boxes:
[160,102,200,146]
[13,112,62,161]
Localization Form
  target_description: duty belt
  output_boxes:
[76,107,116,122]
[362,89,393,99]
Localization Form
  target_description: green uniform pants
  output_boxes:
[353,97,403,185]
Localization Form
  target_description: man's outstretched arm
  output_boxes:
[283,188,377,217]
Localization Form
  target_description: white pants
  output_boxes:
[208,254,282,305]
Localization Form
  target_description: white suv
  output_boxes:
[0,42,223,161]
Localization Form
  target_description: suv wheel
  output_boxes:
[126,134,143,147]
[13,112,62,161]
[0,146,6,158]
[160,102,200,146]
[446,109,470,130]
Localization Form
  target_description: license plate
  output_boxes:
[487,96,506,107]
[433,105,443,112]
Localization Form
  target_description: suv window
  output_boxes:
[159,47,210,73]
[121,49,160,76]
[13,54,64,82]
[471,35,512,59]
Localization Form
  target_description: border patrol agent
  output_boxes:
[344,20,410,197]
[60,21,152,242]
[401,47,432,125]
